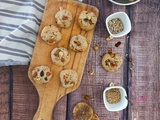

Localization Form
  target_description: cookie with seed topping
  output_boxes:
[51,47,70,66]
[60,69,78,88]
[102,53,122,72]
[55,7,72,28]
[78,11,97,31]
[69,34,88,52]
[41,25,62,45]
[31,65,52,84]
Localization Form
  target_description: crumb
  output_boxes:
[106,35,113,41]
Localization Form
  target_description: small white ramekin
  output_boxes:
[103,86,128,111]
[106,12,131,38]
[109,0,140,6]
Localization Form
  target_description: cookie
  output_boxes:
[69,35,88,52]
[55,7,72,28]
[60,69,78,88]
[102,53,122,72]
[31,65,52,84]
[41,25,62,45]
[51,47,70,66]
[78,11,97,31]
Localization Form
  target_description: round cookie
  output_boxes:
[69,35,88,52]
[102,53,122,72]
[55,7,72,28]
[60,69,78,88]
[51,47,70,66]
[78,11,97,31]
[31,65,52,84]
[41,25,62,45]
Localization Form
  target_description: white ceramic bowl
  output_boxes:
[109,0,140,6]
[106,12,131,38]
[103,86,128,111]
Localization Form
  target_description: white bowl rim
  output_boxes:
[103,86,128,111]
[106,12,131,38]
[109,0,140,6]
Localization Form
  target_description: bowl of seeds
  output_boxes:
[103,86,128,111]
[106,12,131,38]
[109,0,140,6]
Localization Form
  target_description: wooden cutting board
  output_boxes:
[28,0,99,119]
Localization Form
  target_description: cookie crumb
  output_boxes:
[106,35,113,41]
[109,82,115,87]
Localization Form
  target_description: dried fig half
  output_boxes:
[73,102,93,120]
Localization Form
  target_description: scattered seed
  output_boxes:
[129,57,133,62]
[84,95,90,100]
[115,41,121,47]
[93,45,99,51]
[88,69,94,75]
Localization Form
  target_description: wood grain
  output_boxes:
[28,0,99,119]
[11,66,38,120]
[0,67,10,120]
[128,0,160,119]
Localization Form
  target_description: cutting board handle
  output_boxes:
[33,96,55,120]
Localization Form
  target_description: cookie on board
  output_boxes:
[41,25,62,45]
[55,7,72,28]
[31,65,52,84]
[69,34,88,52]
[60,69,78,88]
[51,47,70,66]
[78,11,97,31]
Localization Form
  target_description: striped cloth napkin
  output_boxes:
[0,0,46,66]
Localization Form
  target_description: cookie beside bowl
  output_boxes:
[103,86,128,111]
[109,0,140,6]
[106,12,131,38]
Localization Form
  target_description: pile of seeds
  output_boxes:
[108,18,124,34]
[106,88,121,104]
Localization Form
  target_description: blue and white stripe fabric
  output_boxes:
[0,0,46,66]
